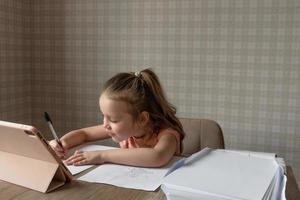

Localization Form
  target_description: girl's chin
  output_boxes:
[110,134,125,143]
[111,137,120,143]
[109,132,129,143]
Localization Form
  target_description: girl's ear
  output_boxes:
[138,111,150,126]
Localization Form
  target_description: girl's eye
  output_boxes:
[110,120,118,123]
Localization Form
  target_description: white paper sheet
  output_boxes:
[77,153,181,191]
[66,164,94,175]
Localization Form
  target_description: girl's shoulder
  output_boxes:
[157,127,180,140]
[157,127,182,155]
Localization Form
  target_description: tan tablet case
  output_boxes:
[0,120,72,193]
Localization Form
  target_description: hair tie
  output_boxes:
[134,71,141,77]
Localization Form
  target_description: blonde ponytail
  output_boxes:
[140,69,184,140]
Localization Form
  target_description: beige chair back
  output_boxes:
[180,118,225,156]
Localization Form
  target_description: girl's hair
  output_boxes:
[102,68,185,141]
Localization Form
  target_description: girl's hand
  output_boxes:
[64,150,104,166]
[49,139,66,159]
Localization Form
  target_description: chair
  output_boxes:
[179,118,225,156]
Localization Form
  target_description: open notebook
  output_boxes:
[0,120,73,193]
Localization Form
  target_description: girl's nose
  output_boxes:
[103,118,111,130]
[104,123,111,130]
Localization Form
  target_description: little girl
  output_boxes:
[49,68,184,167]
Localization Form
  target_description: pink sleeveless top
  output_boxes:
[119,128,181,156]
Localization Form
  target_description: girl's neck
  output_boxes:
[134,125,163,142]
[133,124,156,140]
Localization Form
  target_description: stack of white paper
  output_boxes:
[161,148,287,200]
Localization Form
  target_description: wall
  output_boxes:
[0,0,32,124]
[1,0,300,186]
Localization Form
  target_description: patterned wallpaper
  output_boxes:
[1,0,300,186]
[0,0,32,124]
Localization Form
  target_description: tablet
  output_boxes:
[0,120,73,193]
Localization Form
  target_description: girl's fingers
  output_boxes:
[54,146,65,153]
[65,151,84,165]
[73,159,87,166]
[56,151,64,159]
[74,150,83,155]
[54,145,66,158]
[71,156,85,164]
[49,140,66,157]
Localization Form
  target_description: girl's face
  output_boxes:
[99,93,140,142]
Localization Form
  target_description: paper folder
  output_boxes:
[0,120,72,193]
